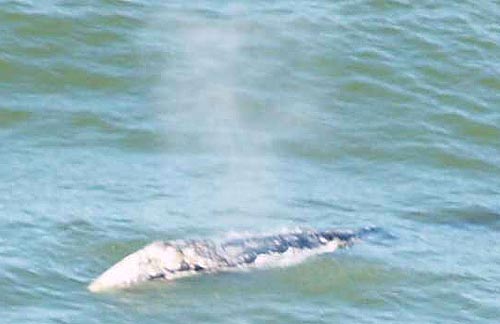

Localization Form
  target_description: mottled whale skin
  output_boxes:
[88,227,375,292]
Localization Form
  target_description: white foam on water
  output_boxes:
[250,240,339,269]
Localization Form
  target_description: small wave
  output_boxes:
[405,206,500,230]
[249,240,339,269]
[0,109,32,128]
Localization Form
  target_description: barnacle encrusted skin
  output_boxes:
[88,228,365,292]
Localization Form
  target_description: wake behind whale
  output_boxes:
[88,227,376,292]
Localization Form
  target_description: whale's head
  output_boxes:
[88,241,184,292]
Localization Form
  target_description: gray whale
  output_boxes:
[88,227,375,292]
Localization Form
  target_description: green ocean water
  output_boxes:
[1,0,499,323]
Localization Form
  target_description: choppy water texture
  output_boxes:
[1,0,499,323]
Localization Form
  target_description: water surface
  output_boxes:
[1,1,499,323]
